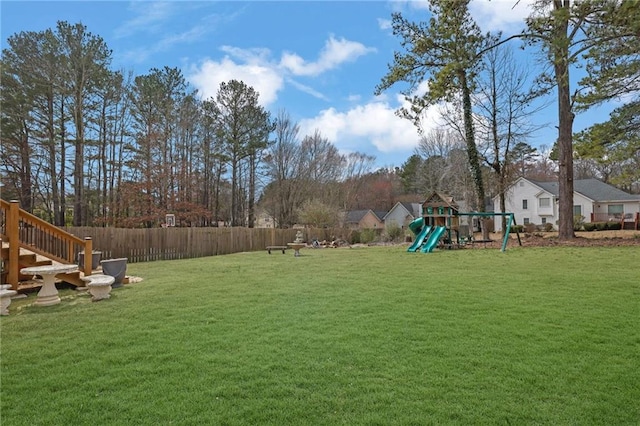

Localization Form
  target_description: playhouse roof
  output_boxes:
[422,192,459,209]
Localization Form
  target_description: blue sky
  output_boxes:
[1,1,615,169]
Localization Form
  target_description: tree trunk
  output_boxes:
[54,95,67,226]
[554,0,575,240]
[247,153,256,228]
[19,122,32,212]
[460,71,488,238]
[231,154,239,226]
[73,98,84,226]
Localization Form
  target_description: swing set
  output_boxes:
[455,212,522,252]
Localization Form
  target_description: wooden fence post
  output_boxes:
[84,237,93,276]
[7,201,20,290]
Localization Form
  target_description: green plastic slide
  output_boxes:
[420,226,446,253]
[407,225,432,252]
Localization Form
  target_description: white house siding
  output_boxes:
[494,179,594,230]
[384,208,410,229]
[494,177,640,230]
[494,178,552,230]
[383,202,421,230]
[572,193,595,223]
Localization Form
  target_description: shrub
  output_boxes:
[583,223,597,232]
[595,222,608,231]
[511,225,524,233]
[606,221,622,230]
[350,230,361,244]
[524,223,536,233]
[574,215,585,231]
[384,224,404,242]
[360,228,378,244]
[543,222,554,232]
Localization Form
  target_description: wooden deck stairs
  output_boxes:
[1,200,93,292]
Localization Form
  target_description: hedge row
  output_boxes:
[582,222,622,231]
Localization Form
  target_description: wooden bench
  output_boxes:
[266,246,288,254]
[470,239,494,248]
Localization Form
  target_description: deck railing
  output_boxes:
[0,199,92,289]
[590,212,640,229]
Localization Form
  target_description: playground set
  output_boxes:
[407,192,521,253]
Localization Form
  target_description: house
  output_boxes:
[254,210,276,228]
[493,177,640,231]
[345,209,387,229]
[382,202,422,230]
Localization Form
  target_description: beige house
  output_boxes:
[254,210,276,228]
[345,209,386,229]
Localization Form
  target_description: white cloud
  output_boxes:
[156,25,211,51]
[117,24,215,65]
[378,18,392,30]
[188,57,284,105]
[220,45,272,64]
[392,1,430,11]
[388,0,535,34]
[280,35,376,77]
[286,78,330,101]
[188,34,375,105]
[116,4,243,64]
[469,0,535,32]
[298,98,444,158]
[114,2,175,38]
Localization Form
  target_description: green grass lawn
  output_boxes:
[1,245,639,425]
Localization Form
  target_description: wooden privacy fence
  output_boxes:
[64,227,353,263]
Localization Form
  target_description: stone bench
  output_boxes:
[0,284,18,315]
[82,274,115,302]
[266,246,288,254]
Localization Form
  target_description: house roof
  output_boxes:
[373,210,388,221]
[401,202,421,217]
[346,209,387,223]
[530,178,640,202]
[346,210,369,223]
[383,202,421,220]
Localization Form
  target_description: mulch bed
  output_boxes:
[511,234,640,248]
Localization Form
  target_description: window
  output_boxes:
[541,217,547,224]
[608,204,624,219]
[522,199,528,210]
[573,205,582,216]
[523,218,530,225]
[539,197,551,208]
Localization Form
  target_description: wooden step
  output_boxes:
[58,271,84,287]
[17,280,43,293]
[17,253,37,264]
[2,248,54,266]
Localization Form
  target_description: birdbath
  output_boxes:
[287,230,305,257]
